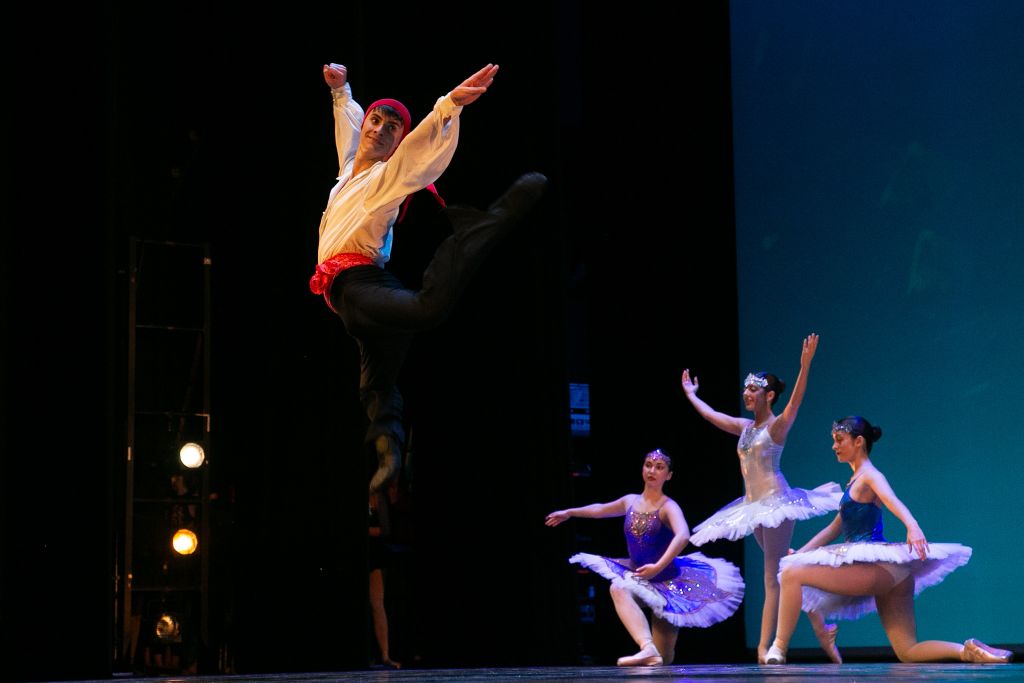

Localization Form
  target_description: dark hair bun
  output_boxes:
[870,426,883,442]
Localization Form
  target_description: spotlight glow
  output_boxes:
[155,613,181,641]
[179,442,205,468]
[172,529,198,555]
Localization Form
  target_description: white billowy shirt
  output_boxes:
[316,82,462,265]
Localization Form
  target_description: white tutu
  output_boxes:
[690,482,842,546]
[779,541,973,620]
[569,551,745,628]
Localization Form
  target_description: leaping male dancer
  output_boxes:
[310,62,547,492]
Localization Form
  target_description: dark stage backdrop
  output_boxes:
[2,2,742,679]
[555,0,745,668]
[729,0,1024,650]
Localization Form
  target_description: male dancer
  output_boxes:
[310,62,546,492]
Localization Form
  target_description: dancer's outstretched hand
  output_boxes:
[545,510,570,527]
[681,369,699,396]
[800,333,819,368]
[451,63,499,106]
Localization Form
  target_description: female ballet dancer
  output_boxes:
[766,416,1010,664]
[545,449,744,666]
[681,333,843,663]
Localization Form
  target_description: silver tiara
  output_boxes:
[743,373,768,389]
[647,449,672,467]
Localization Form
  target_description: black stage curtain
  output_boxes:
[1,2,740,677]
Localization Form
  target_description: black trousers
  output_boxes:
[329,202,516,451]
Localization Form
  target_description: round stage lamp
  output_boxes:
[172,529,198,555]
[179,442,205,468]
[155,614,181,642]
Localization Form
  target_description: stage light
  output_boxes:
[155,613,181,642]
[179,442,205,468]
[172,529,198,555]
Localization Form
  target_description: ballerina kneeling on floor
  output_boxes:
[545,449,744,666]
[765,416,1012,665]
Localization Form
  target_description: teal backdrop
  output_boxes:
[729,0,1024,651]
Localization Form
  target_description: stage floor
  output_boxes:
[50,663,1024,683]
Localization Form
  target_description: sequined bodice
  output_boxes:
[840,486,885,542]
[624,506,678,583]
[737,422,789,501]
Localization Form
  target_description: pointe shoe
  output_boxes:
[814,622,842,664]
[764,644,787,665]
[962,638,1013,664]
[616,642,662,667]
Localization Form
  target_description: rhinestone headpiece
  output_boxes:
[743,373,769,389]
[646,448,672,469]
[832,421,854,434]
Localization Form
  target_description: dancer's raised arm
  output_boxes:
[681,369,747,435]
[768,333,818,445]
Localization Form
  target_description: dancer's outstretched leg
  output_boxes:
[417,172,548,317]
[332,173,547,490]
[332,173,547,332]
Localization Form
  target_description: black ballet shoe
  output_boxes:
[814,622,842,664]
[447,173,548,237]
[616,642,662,667]
[962,639,1013,663]
[486,172,548,221]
